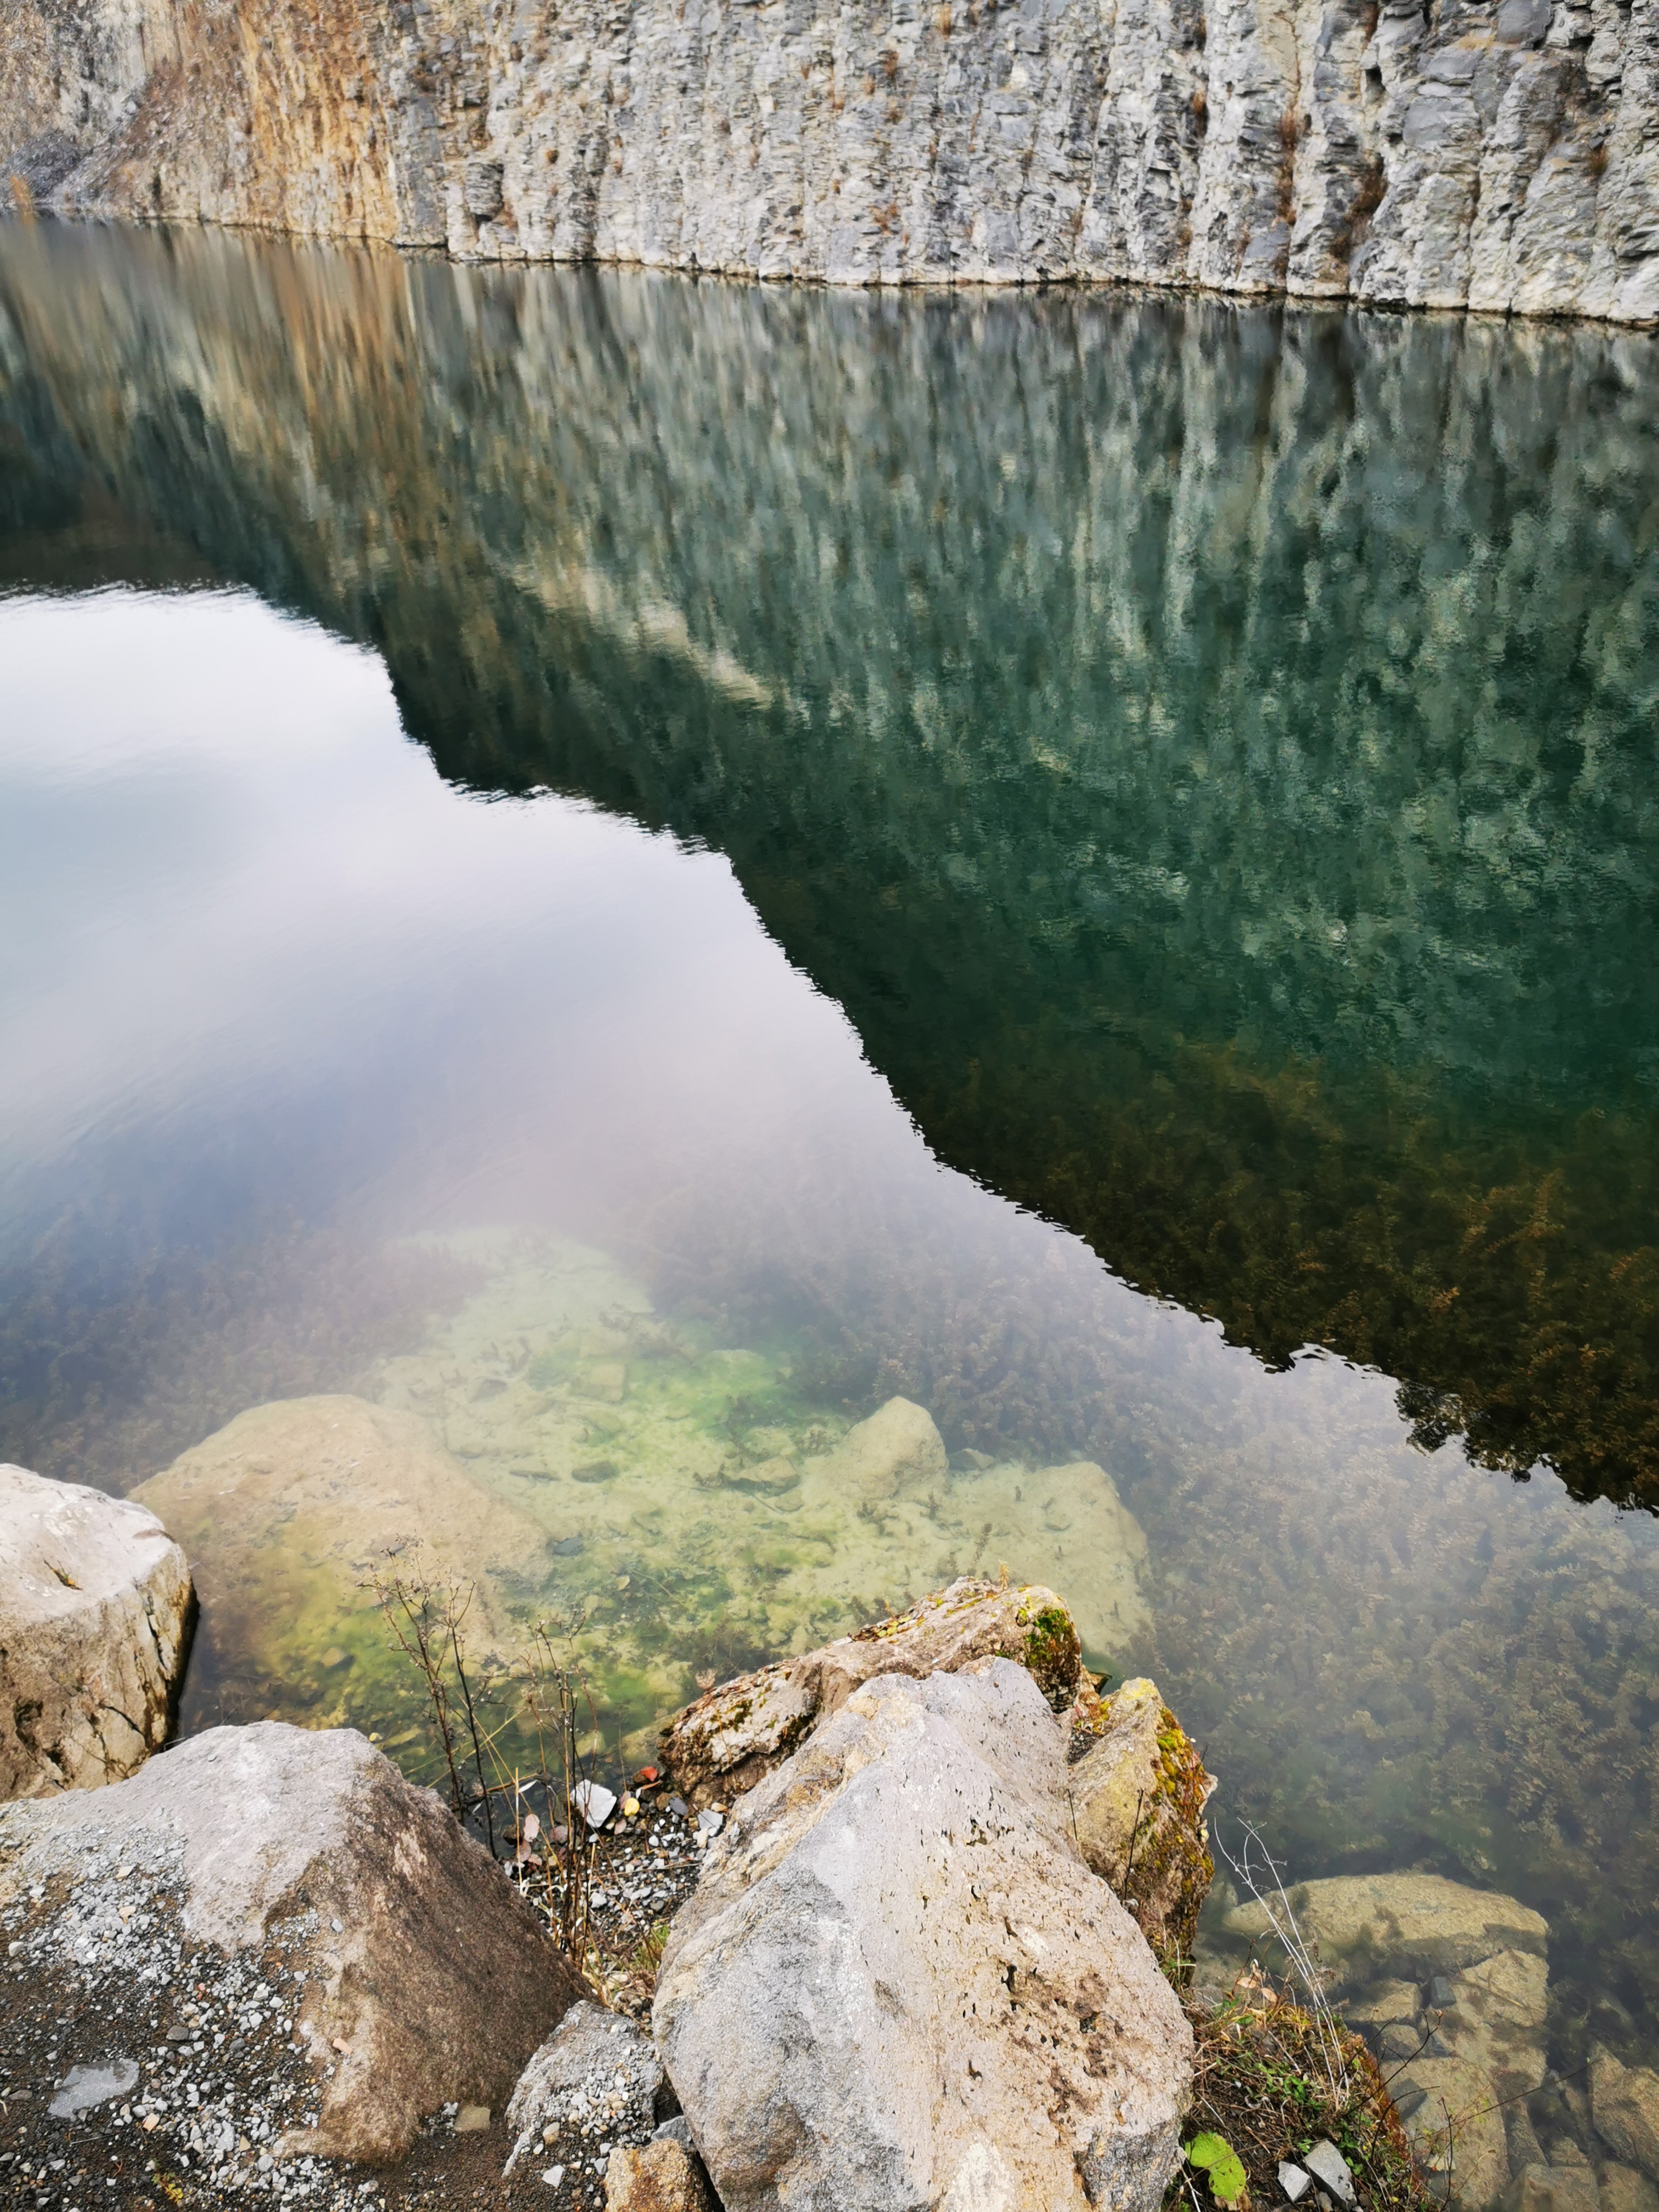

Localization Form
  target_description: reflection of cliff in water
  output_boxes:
[4,224,1657,1501]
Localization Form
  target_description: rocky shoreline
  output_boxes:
[3,1463,1657,2212]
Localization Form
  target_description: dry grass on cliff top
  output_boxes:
[1168,1971,1436,2212]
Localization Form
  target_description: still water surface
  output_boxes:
[2,223,1658,2073]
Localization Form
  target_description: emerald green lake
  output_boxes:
[2,223,1657,2081]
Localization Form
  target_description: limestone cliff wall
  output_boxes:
[1,0,1655,316]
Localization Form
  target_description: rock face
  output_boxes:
[654,1657,1193,2212]
[0,1463,194,1799]
[0,1721,588,2161]
[660,1574,1082,1808]
[1068,1677,1216,1969]
[503,2000,672,2177]
[2,0,1654,317]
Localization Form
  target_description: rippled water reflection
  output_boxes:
[2,223,1658,2073]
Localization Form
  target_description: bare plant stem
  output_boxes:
[444,1583,495,1857]
[367,1564,465,1817]
[366,1567,618,1971]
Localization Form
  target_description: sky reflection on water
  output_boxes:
[4,226,1659,2071]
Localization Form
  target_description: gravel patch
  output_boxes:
[1,1794,707,2210]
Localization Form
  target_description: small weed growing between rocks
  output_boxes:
[1170,1975,1433,2212]
[364,1555,703,2005]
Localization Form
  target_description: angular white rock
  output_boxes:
[654,1658,1192,2212]
[0,1463,193,1798]
[49,2058,139,2117]
[1303,2141,1355,2207]
[574,1780,617,1829]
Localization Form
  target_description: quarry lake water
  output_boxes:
[2,221,1658,2079]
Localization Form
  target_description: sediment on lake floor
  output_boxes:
[132,1239,1150,1759]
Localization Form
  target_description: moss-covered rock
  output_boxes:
[1070,1676,1216,1972]
[660,1575,1084,1806]
[1169,1982,1435,2212]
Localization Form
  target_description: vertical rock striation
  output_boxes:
[1,0,1654,316]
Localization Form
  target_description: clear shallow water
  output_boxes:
[2,223,1658,2075]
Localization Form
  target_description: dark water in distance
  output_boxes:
[2,221,1659,2066]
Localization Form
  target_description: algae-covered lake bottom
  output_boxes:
[3,228,1659,2090]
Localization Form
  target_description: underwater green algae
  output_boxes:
[136,1219,1659,2072]
[157,1235,1150,1766]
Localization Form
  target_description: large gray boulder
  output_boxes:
[0,1463,193,1798]
[654,1658,1192,2212]
[0,1721,589,2162]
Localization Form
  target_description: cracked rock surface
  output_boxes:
[1,0,1654,317]
[654,1657,1193,2212]
[0,1463,193,1800]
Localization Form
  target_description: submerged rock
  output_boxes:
[1439,1949,1552,2103]
[816,1395,950,1499]
[1504,2170,1601,2212]
[1597,2166,1659,2212]
[1592,2049,1659,2184]
[1401,2054,1511,2209]
[0,1463,193,1798]
[1224,1873,1549,1993]
[132,1392,548,1716]
[1068,1676,1216,1969]
[0,1721,588,2161]
[377,1273,1150,1699]
[654,1657,1193,2212]
[1218,1872,1552,2208]
[659,1574,1084,1807]
[140,1248,1151,1751]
